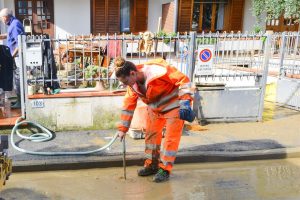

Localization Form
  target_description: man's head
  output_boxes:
[114,57,137,86]
[0,8,13,25]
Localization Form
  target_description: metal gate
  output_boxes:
[190,32,271,122]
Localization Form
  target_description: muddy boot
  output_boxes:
[153,168,170,183]
[137,165,158,176]
[11,95,21,109]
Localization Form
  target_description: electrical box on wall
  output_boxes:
[24,42,43,67]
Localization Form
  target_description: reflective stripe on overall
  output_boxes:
[144,107,184,172]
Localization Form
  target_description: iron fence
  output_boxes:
[19,32,272,92]
[193,32,268,89]
[18,31,274,121]
[20,33,192,93]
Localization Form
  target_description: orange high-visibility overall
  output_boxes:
[118,59,192,172]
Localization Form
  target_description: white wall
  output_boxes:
[3,0,14,14]
[243,0,266,32]
[54,0,90,38]
[148,0,174,33]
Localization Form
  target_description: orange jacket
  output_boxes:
[118,59,193,133]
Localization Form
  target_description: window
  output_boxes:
[192,0,227,32]
[92,0,147,34]
[15,0,54,36]
[120,0,130,32]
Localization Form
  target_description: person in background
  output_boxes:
[114,57,195,183]
[0,8,24,109]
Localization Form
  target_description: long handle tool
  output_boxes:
[122,137,126,180]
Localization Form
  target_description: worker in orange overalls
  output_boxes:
[114,57,195,183]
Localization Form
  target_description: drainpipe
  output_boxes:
[174,0,179,33]
[18,35,27,118]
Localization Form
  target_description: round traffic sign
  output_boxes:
[199,49,212,62]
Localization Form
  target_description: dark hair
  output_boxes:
[114,57,137,77]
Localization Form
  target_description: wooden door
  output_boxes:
[15,0,54,37]
[192,2,219,32]
[130,0,148,33]
[225,0,244,32]
[92,0,120,34]
[177,0,192,33]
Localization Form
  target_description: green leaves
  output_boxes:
[252,0,300,26]
[196,37,217,45]
[252,0,265,23]
[84,65,99,79]
[84,65,107,79]
[156,30,177,44]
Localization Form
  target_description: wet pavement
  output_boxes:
[0,101,299,199]
[4,102,300,172]
[1,158,300,200]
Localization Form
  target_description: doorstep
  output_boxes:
[0,108,21,127]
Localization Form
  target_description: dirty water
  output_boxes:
[1,158,300,200]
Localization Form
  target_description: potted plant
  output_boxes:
[155,30,177,53]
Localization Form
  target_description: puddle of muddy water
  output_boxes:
[1,158,300,200]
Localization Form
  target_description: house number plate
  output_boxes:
[31,99,45,108]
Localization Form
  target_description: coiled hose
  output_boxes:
[11,117,119,156]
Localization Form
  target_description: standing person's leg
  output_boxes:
[154,107,184,182]
[138,107,165,176]
[11,57,21,109]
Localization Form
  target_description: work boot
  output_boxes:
[137,166,158,176]
[153,168,170,183]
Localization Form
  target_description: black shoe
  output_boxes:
[153,168,170,183]
[10,101,16,106]
[137,166,158,176]
[11,100,21,109]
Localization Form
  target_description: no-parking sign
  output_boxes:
[195,45,214,75]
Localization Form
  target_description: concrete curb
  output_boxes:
[12,147,300,172]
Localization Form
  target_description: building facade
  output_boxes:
[0,0,298,39]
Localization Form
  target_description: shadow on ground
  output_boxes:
[180,139,286,152]
[0,188,50,200]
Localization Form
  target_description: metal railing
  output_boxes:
[193,32,267,88]
[19,32,273,92]
[21,33,192,92]
[272,32,300,111]
[276,32,300,78]
[18,32,274,121]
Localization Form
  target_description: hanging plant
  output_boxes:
[252,0,265,24]
[284,0,300,19]
[252,0,300,29]
[265,0,284,20]
[156,30,177,44]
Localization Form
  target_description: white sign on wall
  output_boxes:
[31,99,45,108]
[195,45,214,75]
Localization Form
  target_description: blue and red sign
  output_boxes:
[199,49,212,62]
